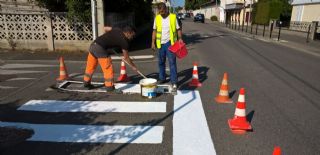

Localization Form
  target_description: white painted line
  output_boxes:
[18,100,166,113]
[111,55,154,60]
[0,85,18,89]
[173,90,216,155]
[6,77,36,81]
[0,64,57,69]
[0,69,47,75]
[242,37,253,40]
[0,122,164,144]
[115,83,141,94]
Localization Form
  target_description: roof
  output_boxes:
[291,0,320,5]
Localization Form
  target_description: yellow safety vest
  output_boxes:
[155,13,177,48]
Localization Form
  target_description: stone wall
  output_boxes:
[0,12,92,51]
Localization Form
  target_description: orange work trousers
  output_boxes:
[83,52,114,87]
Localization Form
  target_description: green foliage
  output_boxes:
[174,6,183,13]
[185,0,212,10]
[210,16,218,21]
[66,0,91,23]
[35,0,66,12]
[104,0,153,27]
[253,0,292,24]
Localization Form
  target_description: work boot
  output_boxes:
[83,81,94,90]
[172,84,178,91]
[105,86,123,94]
[171,84,178,95]
[157,79,166,84]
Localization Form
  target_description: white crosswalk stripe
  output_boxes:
[18,100,167,113]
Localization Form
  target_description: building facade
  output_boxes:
[291,0,320,22]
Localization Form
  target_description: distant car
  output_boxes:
[177,13,185,20]
[184,13,191,18]
[194,13,205,23]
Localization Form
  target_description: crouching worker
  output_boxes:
[83,26,137,93]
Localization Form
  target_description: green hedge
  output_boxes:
[253,0,291,25]
[211,16,218,21]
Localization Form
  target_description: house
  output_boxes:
[225,0,258,25]
[291,0,320,22]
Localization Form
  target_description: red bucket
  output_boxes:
[168,41,188,59]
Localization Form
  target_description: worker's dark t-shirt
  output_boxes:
[90,28,129,58]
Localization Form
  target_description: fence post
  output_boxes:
[246,21,248,32]
[277,21,282,41]
[250,24,253,34]
[306,24,311,43]
[238,21,241,30]
[45,13,55,51]
[269,22,273,39]
[263,24,266,37]
[256,24,258,35]
[310,21,318,40]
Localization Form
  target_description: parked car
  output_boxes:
[177,13,185,20]
[184,13,191,18]
[194,13,205,23]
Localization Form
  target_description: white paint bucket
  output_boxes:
[139,78,157,98]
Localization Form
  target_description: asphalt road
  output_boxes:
[0,19,319,155]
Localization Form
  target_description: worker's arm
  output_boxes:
[152,30,156,50]
[122,49,137,71]
[104,26,112,32]
[177,29,183,42]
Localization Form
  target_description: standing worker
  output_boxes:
[151,2,184,91]
[83,26,137,93]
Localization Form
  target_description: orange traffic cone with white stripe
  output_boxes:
[273,146,281,155]
[117,61,130,82]
[215,73,233,103]
[228,88,252,133]
[189,62,202,87]
[56,56,69,81]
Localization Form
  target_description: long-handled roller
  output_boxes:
[111,49,148,79]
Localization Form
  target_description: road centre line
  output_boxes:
[18,100,166,113]
[0,122,164,144]
[173,90,216,155]
[0,64,57,69]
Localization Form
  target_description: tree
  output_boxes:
[174,6,183,13]
[185,0,211,10]
[35,0,91,22]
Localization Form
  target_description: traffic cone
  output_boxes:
[215,73,233,104]
[56,56,69,81]
[117,61,130,82]
[189,62,202,87]
[228,88,252,133]
[273,146,281,155]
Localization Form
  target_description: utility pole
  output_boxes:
[248,0,252,24]
[242,0,246,31]
[91,0,97,40]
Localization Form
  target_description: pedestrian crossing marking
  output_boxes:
[18,100,167,113]
[173,90,216,155]
[6,77,36,81]
[0,122,164,144]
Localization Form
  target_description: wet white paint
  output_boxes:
[18,100,166,113]
[173,90,216,155]
[0,122,164,144]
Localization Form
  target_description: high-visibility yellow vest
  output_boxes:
[155,13,177,48]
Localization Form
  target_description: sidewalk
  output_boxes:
[212,21,320,56]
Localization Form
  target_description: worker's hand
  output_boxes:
[151,43,156,50]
